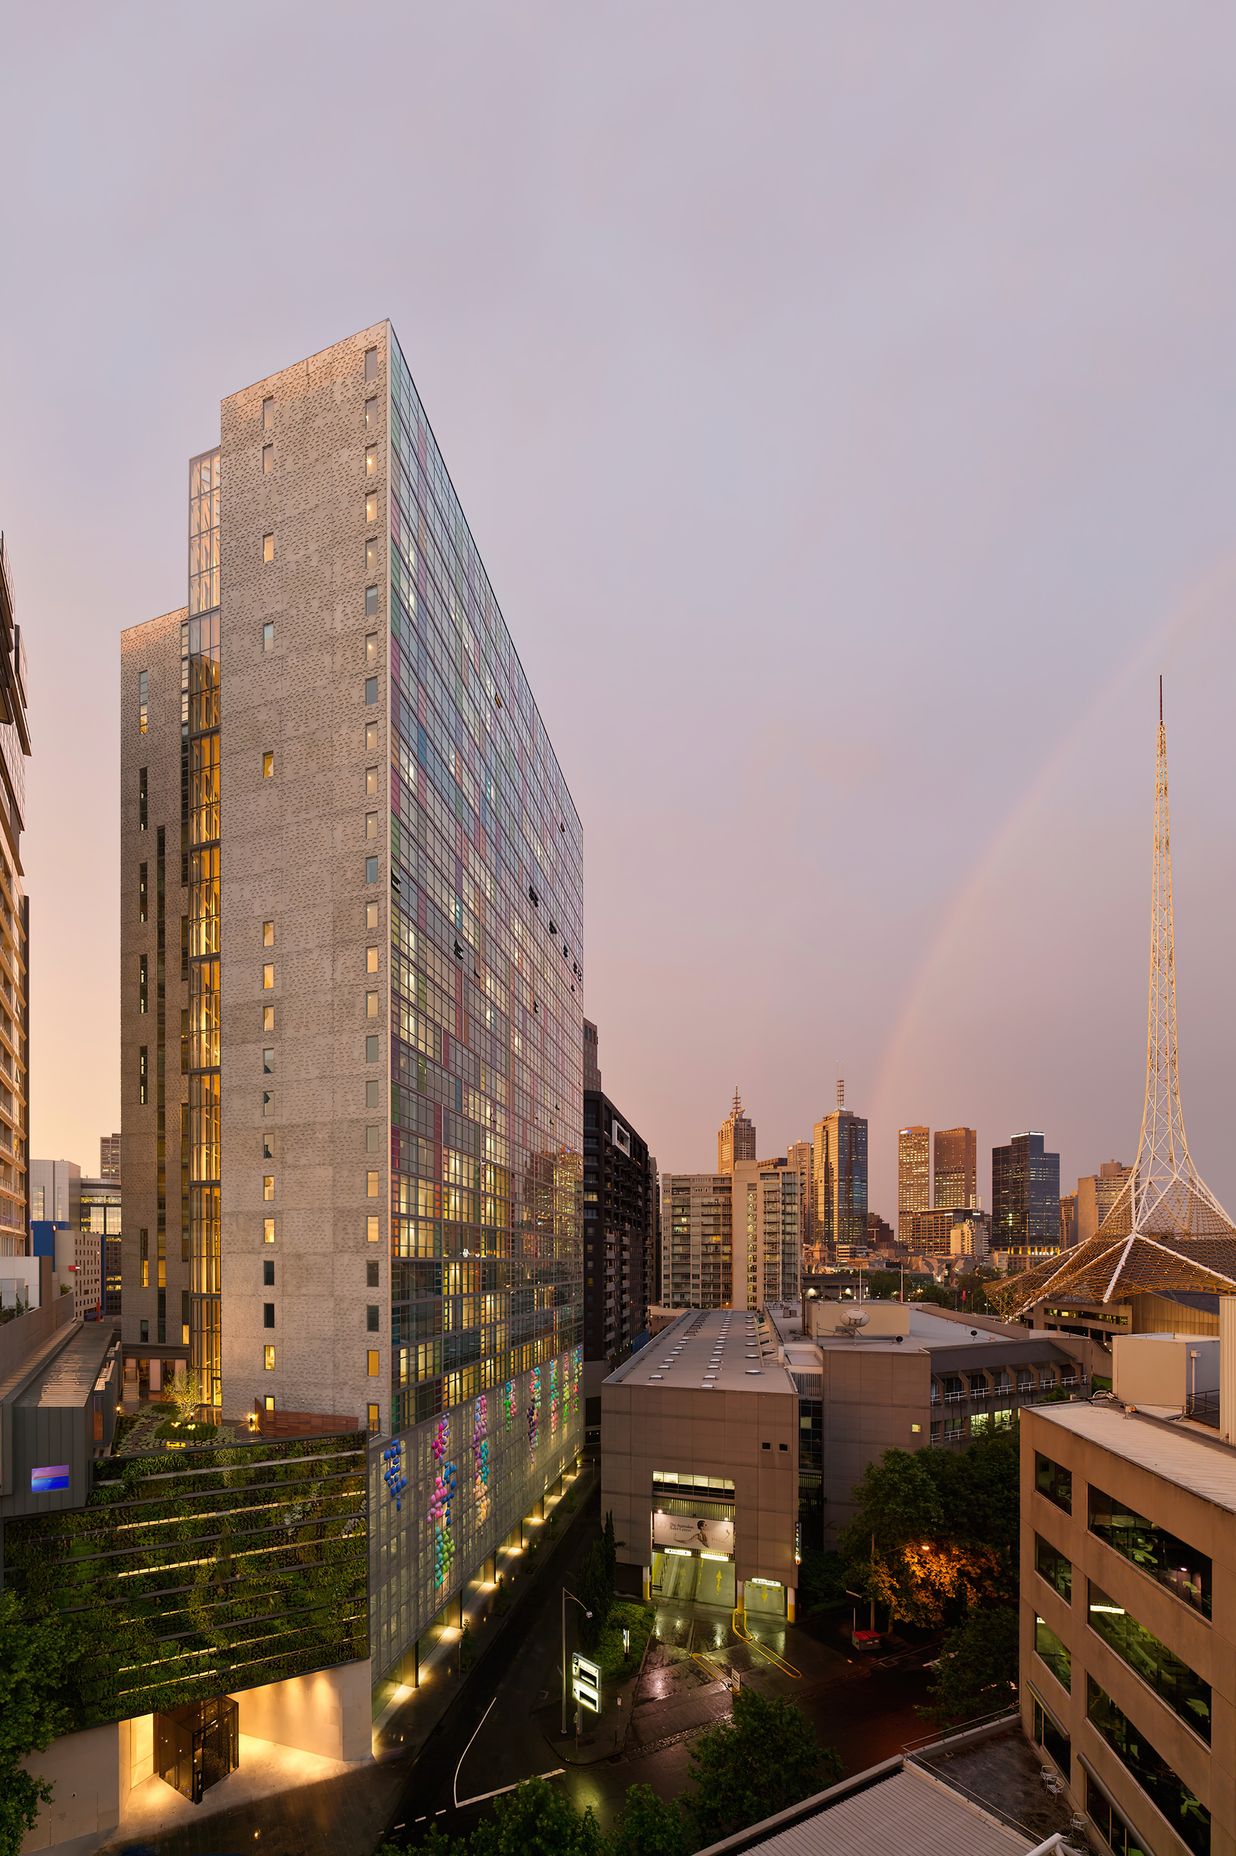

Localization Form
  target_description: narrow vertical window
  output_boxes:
[262,443,273,475]
[263,1216,276,1243]
[262,750,275,779]
[264,1345,276,1370]
[365,446,377,477]
[365,492,378,524]
[138,954,148,1013]
[364,346,378,383]
[138,766,148,830]
[263,920,275,947]
[138,862,148,922]
[138,1046,148,1105]
[138,669,149,734]
[262,533,275,563]
[367,1402,380,1434]
[262,396,274,433]
[262,621,274,652]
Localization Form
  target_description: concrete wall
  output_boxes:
[1113,1334,1219,1409]
[819,1347,931,1540]
[602,1379,797,1593]
[20,1722,121,1853]
[235,1658,372,1762]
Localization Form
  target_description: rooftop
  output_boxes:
[1032,1398,1236,1516]
[605,1307,797,1395]
[16,1319,117,1409]
[724,1763,1028,1856]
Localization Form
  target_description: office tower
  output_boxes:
[991,1131,1060,1262]
[661,1173,732,1307]
[717,1087,756,1174]
[813,1079,868,1260]
[0,535,29,1261]
[732,1157,802,1308]
[121,322,583,1687]
[897,1125,931,1239]
[100,1131,121,1182]
[1059,1190,1078,1250]
[785,1136,815,1261]
[934,1126,977,1209]
[583,1020,658,1412]
[30,1157,81,1225]
[81,1173,124,1319]
[1076,1160,1133,1246]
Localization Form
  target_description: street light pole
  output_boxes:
[561,1586,591,1735]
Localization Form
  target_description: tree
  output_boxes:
[607,1785,688,1856]
[686,1688,840,1845]
[924,1604,1019,1725]
[0,1589,71,1856]
[169,1368,202,1425]
[602,1510,617,1590]
[797,1548,848,1617]
[471,1777,604,1856]
[578,1539,613,1653]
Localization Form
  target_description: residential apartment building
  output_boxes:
[934,1126,977,1209]
[0,535,29,1263]
[814,1082,868,1260]
[583,1020,658,1413]
[1076,1160,1133,1247]
[992,1131,1060,1264]
[121,321,583,1693]
[99,1132,122,1183]
[732,1156,802,1308]
[785,1136,815,1258]
[897,1125,931,1240]
[717,1087,756,1174]
[1022,1359,1236,1856]
[661,1172,732,1308]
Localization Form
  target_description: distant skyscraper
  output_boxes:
[717,1089,756,1174]
[897,1126,931,1239]
[866,1210,895,1251]
[814,1080,868,1260]
[992,1132,1060,1262]
[0,535,30,1262]
[583,1020,658,1412]
[1060,1191,1078,1250]
[785,1137,815,1259]
[99,1132,122,1183]
[661,1173,733,1307]
[732,1158,802,1308]
[934,1127,977,1209]
[1075,1160,1133,1246]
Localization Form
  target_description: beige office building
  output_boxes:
[1021,1362,1236,1856]
[897,1125,931,1239]
[717,1088,757,1174]
[935,1126,977,1210]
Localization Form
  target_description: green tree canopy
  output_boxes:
[607,1784,688,1856]
[686,1687,841,1845]
[924,1604,1019,1725]
[0,1589,71,1856]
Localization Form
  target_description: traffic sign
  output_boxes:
[571,1651,601,1714]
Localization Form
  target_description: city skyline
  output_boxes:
[8,6,1236,1226]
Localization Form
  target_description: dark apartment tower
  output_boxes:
[992,1131,1060,1262]
[583,1020,656,1421]
[813,1080,868,1259]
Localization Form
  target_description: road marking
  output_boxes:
[453,1694,498,1808]
[455,1768,566,1810]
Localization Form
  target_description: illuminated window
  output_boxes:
[365,400,380,434]
[138,669,149,734]
[138,954,148,1013]
[367,1402,380,1433]
[262,963,275,990]
[364,347,378,383]
[263,1005,275,1032]
[365,586,379,617]
[138,1045,148,1104]
[367,946,379,973]
[262,621,274,652]
[366,633,379,666]
[365,1035,379,1061]
[262,443,273,475]
[365,856,378,884]
[365,492,378,524]
[364,677,378,705]
[262,750,275,779]
[264,1345,276,1370]
[262,396,274,433]
[367,1171,380,1198]
[365,723,379,755]
[366,768,378,798]
[367,1350,380,1376]
[366,901,379,931]
[264,1394,275,1412]
[138,862,148,922]
[366,812,378,841]
[263,1217,276,1244]
[367,1216,379,1243]
[365,446,377,477]
[365,539,379,574]
[263,1175,275,1200]
[366,990,379,1019]
[262,533,275,563]
[263,920,275,946]
[263,1303,275,1329]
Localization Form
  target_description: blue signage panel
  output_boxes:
[31,1465,70,1493]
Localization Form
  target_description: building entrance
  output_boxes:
[154,1695,239,1804]
[652,1549,736,1608]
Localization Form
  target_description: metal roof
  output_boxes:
[604,1308,797,1395]
[1032,1401,1236,1516]
[734,1765,1029,1856]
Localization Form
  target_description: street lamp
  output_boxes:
[561,1587,593,1735]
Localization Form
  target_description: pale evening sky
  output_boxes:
[3,2,1236,1219]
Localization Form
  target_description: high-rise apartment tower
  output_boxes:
[717,1088,756,1174]
[0,535,29,1261]
[934,1126,977,1209]
[121,322,583,1686]
[814,1080,868,1260]
[897,1125,931,1239]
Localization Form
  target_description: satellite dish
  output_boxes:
[836,1311,870,1338]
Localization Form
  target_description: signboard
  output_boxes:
[571,1651,601,1714]
[31,1465,70,1493]
[652,1510,734,1556]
